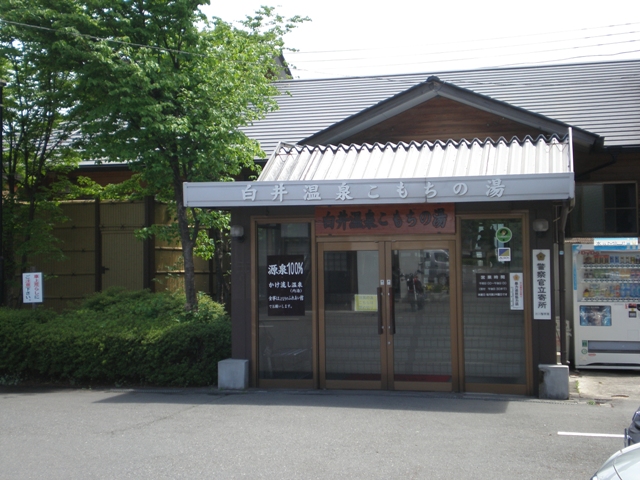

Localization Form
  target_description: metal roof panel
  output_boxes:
[258,135,571,184]
[247,60,640,155]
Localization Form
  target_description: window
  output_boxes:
[571,183,637,236]
[460,218,526,386]
[257,222,313,381]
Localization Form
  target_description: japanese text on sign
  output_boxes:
[267,255,306,316]
[533,249,551,320]
[476,273,509,297]
[510,273,524,310]
[315,204,455,236]
[238,179,506,204]
[22,272,43,304]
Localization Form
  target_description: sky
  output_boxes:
[200,0,640,79]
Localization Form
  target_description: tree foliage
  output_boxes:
[0,1,99,306]
[61,1,306,310]
[0,1,305,310]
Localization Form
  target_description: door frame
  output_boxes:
[252,216,318,389]
[385,240,459,392]
[318,241,385,390]
[455,212,533,396]
[317,238,459,391]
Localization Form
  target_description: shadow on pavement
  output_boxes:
[81,388,546,413]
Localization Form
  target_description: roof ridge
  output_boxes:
[278,59,640,84]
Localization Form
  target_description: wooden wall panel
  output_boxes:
[100,201,145,228]
[154,203,172,225]
[53,228,95,251]
[342,97,546,145]
[153,273,182,293]
[155,248,182,271]
[577,151,640,183]
[39,251,94,276]
[101,230,144,291]
[195,273,211,293]
[32,201,97,309]
[193,256,210,271]
[61,202,97,227]
[31,198,223,308]
[45,274,96,297]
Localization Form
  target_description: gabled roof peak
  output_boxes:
[242,60,638,157]
[301,77,599,149]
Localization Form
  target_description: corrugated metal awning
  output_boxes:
[260,135,571,182]
[183,135,574,208]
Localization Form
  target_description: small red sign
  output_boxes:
[315,203,455,236]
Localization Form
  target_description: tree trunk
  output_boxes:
[173,173,198,311]
[3,175,18,307]
[213,228,230,308]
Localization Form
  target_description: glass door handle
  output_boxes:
[377,287,384,334]
[389,288,396,335]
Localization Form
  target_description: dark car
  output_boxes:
[625,407,640,447]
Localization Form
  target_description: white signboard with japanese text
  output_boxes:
[594,237,638,247]
[532,250,551,320]
[22,272,44,304]
[184,173,574,208]
[594,237,639,250]
[510,273,524,310]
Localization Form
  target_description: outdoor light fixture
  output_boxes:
[532,219,549,235]
[230,225,245,242]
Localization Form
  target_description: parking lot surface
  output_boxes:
[2,370,639,479]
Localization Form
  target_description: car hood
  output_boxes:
[594,443,640,480]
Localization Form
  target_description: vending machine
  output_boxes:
[572,242,640,369]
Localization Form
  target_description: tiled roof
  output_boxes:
[243,60,640,157]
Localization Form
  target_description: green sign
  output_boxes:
[496,227,512,243]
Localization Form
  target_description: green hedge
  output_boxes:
[0,288,231,387]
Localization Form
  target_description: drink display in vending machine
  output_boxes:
[572,242,640,369]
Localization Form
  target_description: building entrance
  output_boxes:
[319,240,458,391]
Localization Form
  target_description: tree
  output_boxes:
[62,1,305,310]
[0,3,96,306]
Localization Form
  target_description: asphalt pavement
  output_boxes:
[2,370,640,480]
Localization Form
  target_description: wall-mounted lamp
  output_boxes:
[230,225,245,242]
[532,219,549,237]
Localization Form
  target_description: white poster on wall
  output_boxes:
[510,273,524,310]
[532,250,551,320]
[22,272,44,304]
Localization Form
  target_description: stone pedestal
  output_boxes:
[218,358,249,390]
[539,364,569,400]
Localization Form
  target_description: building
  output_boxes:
[185,60,640,396]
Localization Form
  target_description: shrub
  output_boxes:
[0,289,231,387]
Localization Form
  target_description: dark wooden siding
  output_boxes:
[327,98,546,146]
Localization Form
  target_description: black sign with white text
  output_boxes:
[267,255,305,316]
[476,273,509,297]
